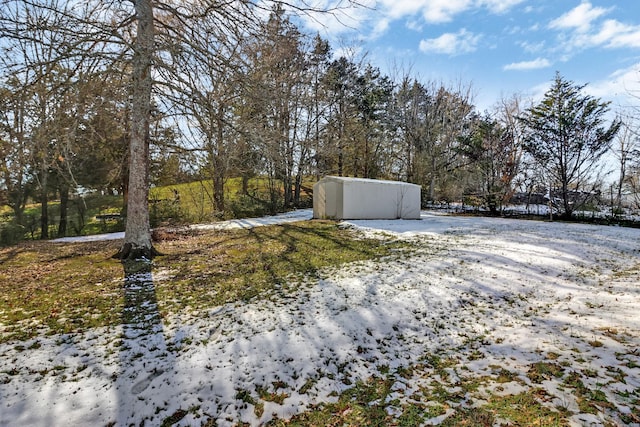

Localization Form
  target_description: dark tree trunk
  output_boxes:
[242,175,249,195]
[40,171,48,240]
[212,105,226,213]
[58,183,69,237]
[294,172,302,206]
[40,195,48,239]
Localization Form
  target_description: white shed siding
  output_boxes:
[313,176,421,220]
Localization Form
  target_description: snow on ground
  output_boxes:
[51,209,313,243]
[3,211,640,426]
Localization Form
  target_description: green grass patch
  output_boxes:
[267,369,569,427]
[0,239,124,342]
[148,177,313,224]
[267,371,571,427]
[563,371,616,415]
[266,376,395,426]
[152,221,409,314]
[527,361,565,383]
[439,406,495,426]
[257,383,289,405]
[1,194,125,245]
[482,391,568,426]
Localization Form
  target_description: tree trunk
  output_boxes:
[283,174,292,208]
[364,135,369,178]
[58,183,69,237]
[242,175,249,195]
[338,139,343,177]
[40,196,48,239]
[40,168,49,240]
[617,159,625,213]
[113,0,159,260]
[294,171,302,206]
[429,156,437,201]
[561,181,572,219]
[213,105,226,213]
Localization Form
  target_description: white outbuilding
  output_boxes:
[313,176,421,220]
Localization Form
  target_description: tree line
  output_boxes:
[1,1,636,254]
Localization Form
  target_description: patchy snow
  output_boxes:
[3,211,640,426]
[51,210,313,243]
[52,231,126,243]
[188,209,312,231]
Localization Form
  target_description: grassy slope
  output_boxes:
[0,177,314,242]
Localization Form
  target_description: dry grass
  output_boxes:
[0,221,406,343]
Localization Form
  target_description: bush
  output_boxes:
[227,194,274,219]
[0,221,26,246]
[149,200,188,227]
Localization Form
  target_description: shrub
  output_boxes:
[0,221,26,246]
[227,194,274,219]
[149,200,188,227]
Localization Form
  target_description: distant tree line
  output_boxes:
[0,2,635,244]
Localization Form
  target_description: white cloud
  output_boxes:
[297,0,527,41]
[480,0,526,15]
[593,20,640,48]
[371,18,391,39]
[374,0,473,23]
[519,40,545,54]
[412,0,524,23]
[587,63,640,103]
[419,29,481,55]
[549,2,611,33]
[547,3,640,54]
[421,0,474,23]
[527,64,640,112]
[503,58,551,71]
[376,0,523,24]
[406,19,423,32]
[524,5,541,14]
[294,0,374,35]
[378,0,429,19]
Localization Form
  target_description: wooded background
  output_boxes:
[1,1,637,244]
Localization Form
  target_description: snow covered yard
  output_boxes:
[1,211,639,426]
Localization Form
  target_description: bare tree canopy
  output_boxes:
[0,0,366,258]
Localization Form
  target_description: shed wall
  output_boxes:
[313,179,343,219]
[313,177,420,220]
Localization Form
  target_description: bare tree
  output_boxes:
[0,78,33,226]
[493,94,525,206]
[0,2,78,238]
[459,114,522,214]
[419,81,476,202]
[392,76,428,183]
[322,55,360,177]
[111,0,157,259]
[122,0,366,256]
[612,113,639,212]
[0,0,378,255]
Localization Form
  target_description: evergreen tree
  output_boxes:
[521,73,621,218]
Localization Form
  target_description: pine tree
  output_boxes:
[521,72,621,218]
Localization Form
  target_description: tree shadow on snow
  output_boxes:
[114,260,174,426]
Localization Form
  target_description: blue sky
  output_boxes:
[301,0,640,112]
